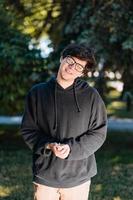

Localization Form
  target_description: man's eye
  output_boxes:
[68,58,74,64]
[77,64,83,69]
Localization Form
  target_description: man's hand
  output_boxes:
[48,143,70,159]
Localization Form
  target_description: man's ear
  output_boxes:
[60,56,63,63]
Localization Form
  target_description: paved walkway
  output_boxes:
[0,116,133,132]
[0,116,22,125]
[108,117,133,132]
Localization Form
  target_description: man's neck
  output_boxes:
[56,77,74,89]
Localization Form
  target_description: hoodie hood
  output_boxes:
[48,76,90,133]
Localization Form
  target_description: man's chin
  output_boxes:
[59,71,76,82]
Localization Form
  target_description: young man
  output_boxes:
[21,43,107,200]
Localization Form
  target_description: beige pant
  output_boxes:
[34,180,91,200]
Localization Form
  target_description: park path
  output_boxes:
[0,116,133,132]
[108,117,133,132]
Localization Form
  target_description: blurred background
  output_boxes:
[0,1,133,200]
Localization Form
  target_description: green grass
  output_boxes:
[90,132,133,200]
[0,127,133,200]
[106,89,133,119]
[0,127,33,200]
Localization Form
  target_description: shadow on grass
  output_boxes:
[0,126,133,200]
[0,125,33,200]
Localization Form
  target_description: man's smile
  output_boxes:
[65,68,73,75]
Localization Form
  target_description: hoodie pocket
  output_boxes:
[54,158,88,181]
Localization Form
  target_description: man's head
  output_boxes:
[57,43,96,84]
[60,43,96,77]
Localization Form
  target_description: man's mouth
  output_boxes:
[65,68,72,75]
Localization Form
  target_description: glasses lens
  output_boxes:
[75,64,84,72]
[66,56,84,72]
[66,57,75,65]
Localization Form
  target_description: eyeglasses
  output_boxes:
[65,56,85,72]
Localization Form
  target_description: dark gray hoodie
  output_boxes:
[20,77,107,188]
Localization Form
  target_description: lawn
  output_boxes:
[106,89,133,119]
[0,126,133,200]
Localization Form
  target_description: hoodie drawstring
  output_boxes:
[73,79,81,112]
[53,82,58,131]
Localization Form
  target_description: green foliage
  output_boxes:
[46,1,133,94]
[28,0,132,95]
[1,0,133,114]
[0,1,48,114]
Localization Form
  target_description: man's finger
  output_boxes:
[59,147,68,154]
[56,145,63,151]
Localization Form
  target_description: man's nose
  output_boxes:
[68,63,75,69]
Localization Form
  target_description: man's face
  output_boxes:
[57,56,87,82]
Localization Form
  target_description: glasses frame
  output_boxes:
[65,55,85,73]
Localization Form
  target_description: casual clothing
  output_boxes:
[34,180,91,200]
[20,76,107,188]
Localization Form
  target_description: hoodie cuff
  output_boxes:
[63,139,73,159]
[43,143,52,156]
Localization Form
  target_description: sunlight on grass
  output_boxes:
[0,186,13,197]
[107,101,126,116]
[111,165,121,176]
[0,185,21,198]
[108,101,126,110]
[113,165,121,172]
[94,184,102,192]
[107,99,133,118]
[113,197,122,200]
[106,85,133,118]
[109,90,120,99]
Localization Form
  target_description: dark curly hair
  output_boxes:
[61,43,96,76]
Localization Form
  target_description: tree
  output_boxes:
[6,1,133,81]
[1,0,133,113]
[0,0,46,114]
[40,1,133,96]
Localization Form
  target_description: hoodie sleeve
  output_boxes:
[20,88,54,156]
[66,91,107,161]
